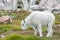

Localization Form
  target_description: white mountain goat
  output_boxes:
[21,11,55,37]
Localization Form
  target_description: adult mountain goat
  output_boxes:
[21,11,55,37]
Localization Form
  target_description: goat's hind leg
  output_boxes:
[47,22,54,37]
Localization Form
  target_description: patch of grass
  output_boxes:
[55,21,60,24]
[2,34,52,40]
[52,32,60,40]
[0,39,2,40]
[55,15,60,24]
[0,24,20,34]
[55,15,60,19]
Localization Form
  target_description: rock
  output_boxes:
[0,35,5,38]
[17,9,21,12]
[0,16,12,23]
[57,24,60,27]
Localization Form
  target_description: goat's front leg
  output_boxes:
[38,24,42,37]
[32,27,37,36]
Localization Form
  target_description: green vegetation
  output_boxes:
[0,24,20,34]
[1,34,52,40]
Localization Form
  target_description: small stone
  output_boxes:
[1,35,5,38]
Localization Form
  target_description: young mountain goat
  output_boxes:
[21,11,55,37]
